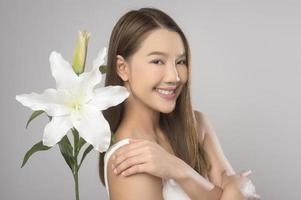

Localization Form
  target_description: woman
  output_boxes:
[98,7,260,200]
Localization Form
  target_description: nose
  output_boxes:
[165,62,180,85]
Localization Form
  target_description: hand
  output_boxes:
[111,138,180,179]
[221,170,261,200]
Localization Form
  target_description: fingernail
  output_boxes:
[114,168,117,174]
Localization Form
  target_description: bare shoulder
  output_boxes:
[193,109,208,145]
[106,146,164,200]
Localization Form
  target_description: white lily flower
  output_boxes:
[16,47,130,152]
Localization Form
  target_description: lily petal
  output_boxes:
[42,115,73,146]
[49,51,79,90]
[88,86,130,110]
[16,88,70,116]
[92,47,107,69]
[71,104,111,152]
[78,66,102,103]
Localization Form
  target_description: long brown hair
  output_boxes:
[99,7,211,186]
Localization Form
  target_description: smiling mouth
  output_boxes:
[153,87,179,100]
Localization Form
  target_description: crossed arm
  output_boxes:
[170,110,243,200]
[194,110,236,187]
[106,110,246,200]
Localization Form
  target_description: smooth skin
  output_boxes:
[106,28,260,199]
[108,28,186,200]
[108,111,260,200]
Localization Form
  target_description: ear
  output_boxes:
[116,55,129,81]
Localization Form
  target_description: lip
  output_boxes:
[154,87,177,100]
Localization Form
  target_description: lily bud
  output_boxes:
[72,30,91,75]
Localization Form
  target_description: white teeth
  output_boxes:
[156,88,174,95]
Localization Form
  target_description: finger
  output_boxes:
[114,153,147,175]
[114,145,149,167]
[241,169,252,176]
[121,163,148,176]
[114,140,147,159]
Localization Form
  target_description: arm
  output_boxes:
[194,110,236,187]
[173,162,249,200]
[107,152,164,200]
[170,110,240,200]
[197,110,259,199]
[220,184,246,200]
[196,110,249,199]
[172,157,224,200]
[197,110,261,199]
[172,160,248,200]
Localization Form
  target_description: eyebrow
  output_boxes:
[146,51,186,58]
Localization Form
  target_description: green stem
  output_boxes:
[73,167,79,200]
[73,128,80,200]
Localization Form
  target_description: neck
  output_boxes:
[118,97,162,140]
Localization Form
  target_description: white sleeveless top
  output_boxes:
[104,138,191,199]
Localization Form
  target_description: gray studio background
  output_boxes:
[1,0,300,199]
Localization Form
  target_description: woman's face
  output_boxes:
[117,28,188,113]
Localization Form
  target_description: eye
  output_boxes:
[177,59,187,65]
[151,59,164,65]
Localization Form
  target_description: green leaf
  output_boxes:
[78,137,86,152]
[72,127,87,153]
[25,110,44,129]
[99,65,107,74]
[58,135,75,172]
[21,141,52,168]
[78,144,93,170]
[72,128,80,156]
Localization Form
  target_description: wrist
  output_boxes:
[223,183,245,199]
[170,156,190,181]
[169,157,226,200]
[173,157,220,193]
[207,185,223,200]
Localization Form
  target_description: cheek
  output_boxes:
[130,67,160,93]
[133,64,162,83]
[178,67,188,83]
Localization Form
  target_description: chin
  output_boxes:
[158,103,176,113]
[160,109,174,114]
